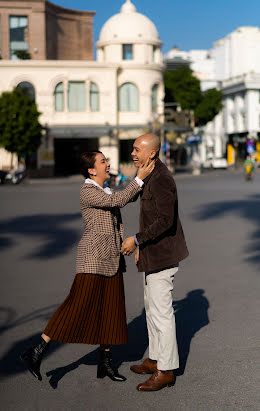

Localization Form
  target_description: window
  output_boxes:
[151,84,158,112]
[118,82,138,112]
[152,46,156,62]
[122,44,133,60]
[68,81,86,111]
[16,81,35,102]
[90,82,99,111]
[54,82,64,111]
[101,47,105,62]
[9,16,29,60]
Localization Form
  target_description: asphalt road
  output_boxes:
[0,170,260,411]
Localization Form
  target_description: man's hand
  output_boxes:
[121,236,136,256]
[135,247,139,265]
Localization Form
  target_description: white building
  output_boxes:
[0,0,164,175]
[214,27,260,80]
[165,26,260,163]
[207,27,260,162]
[164,47,217,91]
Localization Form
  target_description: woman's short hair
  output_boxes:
[80,151,102,178]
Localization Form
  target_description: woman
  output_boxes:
[20,151,154,382]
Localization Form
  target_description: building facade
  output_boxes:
[207,27,260,162]
[164,46,217,91]
[0,0,95,60]
[0,0,164,175]
[164,26,260,163]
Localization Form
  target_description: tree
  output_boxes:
[164,67,223,125]
[194,88,223,125]
[0,88,42,163]
[13,50,31,60]
[164,67,202,110]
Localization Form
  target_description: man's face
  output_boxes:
[131,138,153,168]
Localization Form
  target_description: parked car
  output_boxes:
[4,169,27,184]
[212,157,228,169]
[203,157,227,169]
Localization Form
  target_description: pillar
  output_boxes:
[99,135,119,175]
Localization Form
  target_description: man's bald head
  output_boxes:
[132,134,161,168]
[135,134,161,153]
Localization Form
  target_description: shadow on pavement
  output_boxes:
[0,289,209,386]
[0,304,60,378]
[175,289,209,376]
[45,310,149,389]
[45,289,209,389]
[193,193,260,267]
[0,333,61,378]
[0,213,81,259]
[0,305,59,335]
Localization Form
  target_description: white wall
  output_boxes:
[221,74,260,137]
[0,58,164,169]
[247,90,260,132]
[164,48,216,90]
[0,148,18,170]
[214,27,260,80]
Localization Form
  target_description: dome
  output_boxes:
[97,0,161,46]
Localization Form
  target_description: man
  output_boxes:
[121,134,189,391]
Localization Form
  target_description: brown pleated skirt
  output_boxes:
[43,270,127,345]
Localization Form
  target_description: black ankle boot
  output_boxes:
[20,337,49,381]
[97,350,126,382]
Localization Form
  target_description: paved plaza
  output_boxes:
[0,170,260,410]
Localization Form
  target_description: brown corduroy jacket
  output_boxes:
[76,179,142,276]
[136,159,189,273]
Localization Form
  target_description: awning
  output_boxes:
[48,125,150,138]
[49,126,111,138]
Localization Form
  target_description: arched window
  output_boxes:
[90,82,99,111]
[16,81,35,102]
[68,81,86,112]
[151,84,158,112]
[118,82,138,112]
[54,82,64,112]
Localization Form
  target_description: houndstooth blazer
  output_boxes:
[76,179,142,276]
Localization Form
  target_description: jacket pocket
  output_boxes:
[92,233,119,260]
[141,192,152,200]
[141,193,153,210]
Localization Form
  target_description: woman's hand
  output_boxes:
[121,236,136,256]
[137,158,155,181]
[135,247,139,265]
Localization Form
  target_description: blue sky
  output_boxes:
[54,0,260,53]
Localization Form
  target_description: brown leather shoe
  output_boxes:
[136,370,175,391]
[130,358,157,375]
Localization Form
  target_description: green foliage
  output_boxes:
[195,88,223,125]
[13,50,31,60]
[164,67,223,125]
[0,88,42,158]
[164,67,202,110]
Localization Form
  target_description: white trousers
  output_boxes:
[144,266,179,371]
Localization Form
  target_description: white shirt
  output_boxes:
[84,178,113,194]
[84,177,144,194]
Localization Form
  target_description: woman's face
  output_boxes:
[90,153,110,181]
